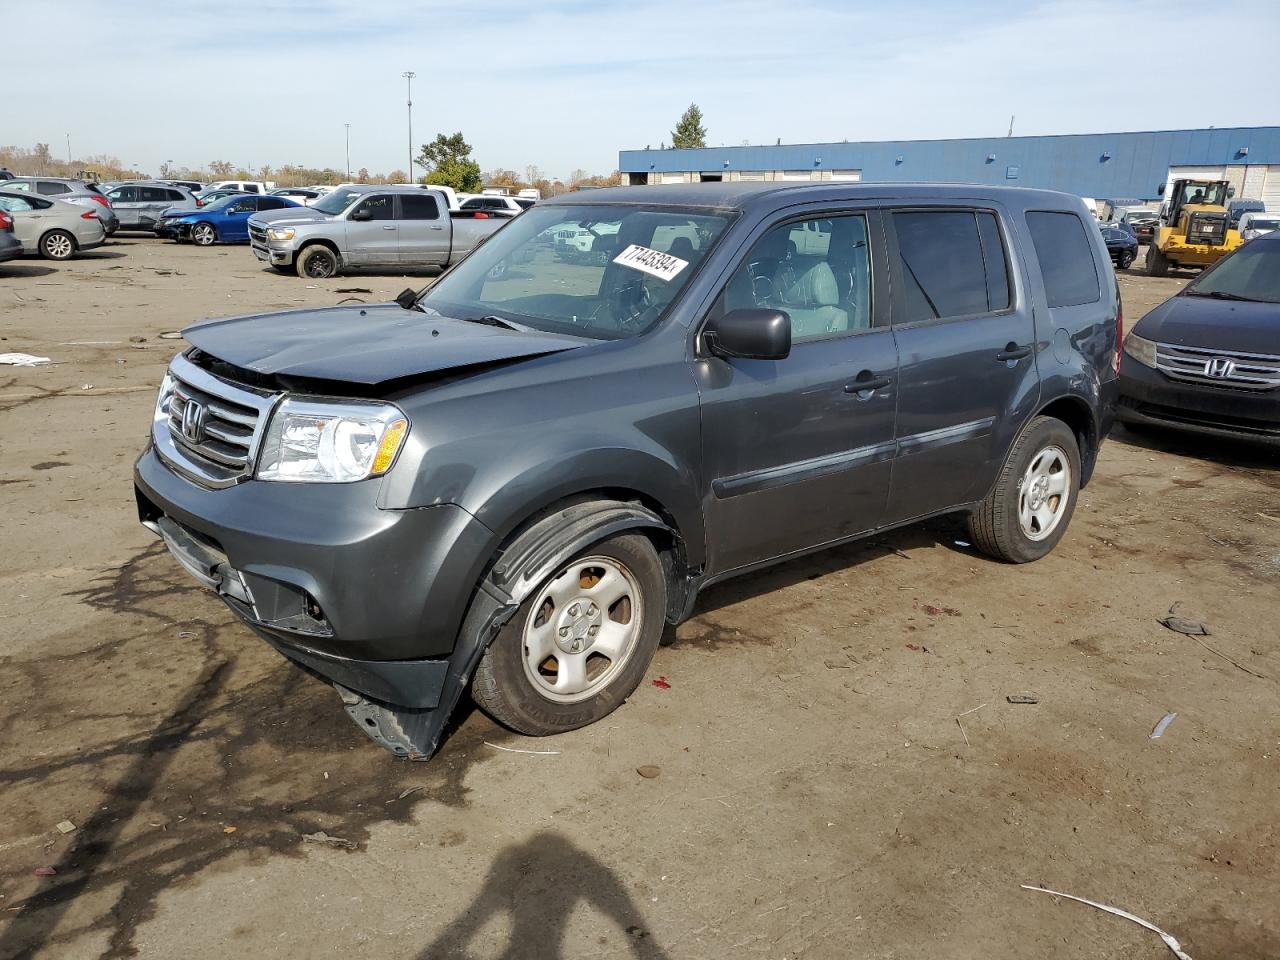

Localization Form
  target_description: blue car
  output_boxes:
[1099,220,1138,270]
[173,194,300,245]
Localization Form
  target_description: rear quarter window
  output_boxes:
[1025,211,1101,308]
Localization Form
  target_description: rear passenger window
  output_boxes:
[37,181,71,195]
[976,213,1010,312]
[399,194,440,220]
[892,210,1010,322]
[1025,211,1100,307]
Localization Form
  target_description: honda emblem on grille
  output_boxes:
[1204,357,1235,379]
[180,399,207,442]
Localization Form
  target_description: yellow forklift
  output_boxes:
[1145,178,1243,276]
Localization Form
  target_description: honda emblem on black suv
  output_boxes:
[180,399,207,443]
[1204,357,1235,379]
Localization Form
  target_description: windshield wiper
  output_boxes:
[461,314,522,330]
[1184,289,1267,302]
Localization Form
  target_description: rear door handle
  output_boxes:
[844,372,893,395]
[996,343,1032,362]
[382,225,397,231]
[430,224,445,231]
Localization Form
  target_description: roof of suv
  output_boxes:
[548,181,1087,212]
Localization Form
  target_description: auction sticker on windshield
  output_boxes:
[613,244,689,282]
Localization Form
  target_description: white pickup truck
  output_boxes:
[247,184,509,278]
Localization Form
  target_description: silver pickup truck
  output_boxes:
[247,184,509,278]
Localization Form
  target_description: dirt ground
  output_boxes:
[1,238,1277,960]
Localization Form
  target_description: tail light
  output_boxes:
[196,199,205,207]
[90,194,112,209]
[474,211,489,219]
[0,211,11,230]
[81,210,99,220]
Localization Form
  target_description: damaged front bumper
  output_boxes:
[133,444,502,759]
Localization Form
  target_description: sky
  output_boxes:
[5,0,1279,181]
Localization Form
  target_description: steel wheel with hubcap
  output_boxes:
[40,230,76,261]
[968,415,1081,563]
[191,223,217,246]
[472,532,667,735]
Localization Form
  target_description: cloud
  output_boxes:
[3,0,1277,179]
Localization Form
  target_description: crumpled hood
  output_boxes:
[1134,293,1280,355]
[182,303,587,385]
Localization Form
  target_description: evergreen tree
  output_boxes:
[671,104,707,149]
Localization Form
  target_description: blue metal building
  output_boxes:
[618,126,1280,204]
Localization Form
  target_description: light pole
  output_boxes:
[66,133,71,164]
[402,70,416,181]
[344,123,351,180]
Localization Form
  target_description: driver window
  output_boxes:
[354,195,394,220]
[719,213,872,342]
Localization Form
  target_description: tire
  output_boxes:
[296,244,338,279]
[967,416,1081,564]
[190,222,217,246]
[39,230,76,261]
[1118,250,1135,270]
[471,533,667,736]
[1145,244,1169,277]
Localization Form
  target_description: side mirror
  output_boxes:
[394,287,418,310]
[1156,183,1166,196]
[704,308,791,361]
[1227,185,1236,198]
[350,207,372,222]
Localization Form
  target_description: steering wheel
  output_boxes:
[609,277,652,329]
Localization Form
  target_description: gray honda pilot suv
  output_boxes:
[134,182,1120,759]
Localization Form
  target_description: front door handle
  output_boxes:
[996,342,1032,362]
[844,372,893,396]
[382,225,397,231]
[430,225,444,231]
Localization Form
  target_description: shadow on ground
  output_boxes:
[418,832,669,960]
[0,545,513,959]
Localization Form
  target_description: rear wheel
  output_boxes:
[1145,244,1169,277]
[1118,249,1135,270]
[39,230,76,261]
[967,416,1081,563]
[471,533,666,736]
[191,222,217,246]
[297,244,338,279]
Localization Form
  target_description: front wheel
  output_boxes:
[1145,244,1169,277]
[40,229,76,261]
[967,416,1081,563]
[190,222,217,246]
[296,244,338,279]
[471,533,667,736]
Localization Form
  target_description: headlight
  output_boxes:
[267,227,295,241]
[153,373,176,428]
[256,399,409,483]
[1123,332,1157,368]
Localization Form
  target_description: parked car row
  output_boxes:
[0,189,106,260]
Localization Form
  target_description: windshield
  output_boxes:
[1245,218,1280,232]
[1188,242,1280,303]
[1179,182,1227,206]
[312,189,364,215]
[420,203,733,339]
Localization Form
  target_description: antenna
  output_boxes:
[1007,115,1015,138]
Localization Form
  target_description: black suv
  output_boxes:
[134,183,1120,758]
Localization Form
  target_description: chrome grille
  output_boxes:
[248,224,268,244]
[154,353,279,487]
[1155,342,1280,391]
